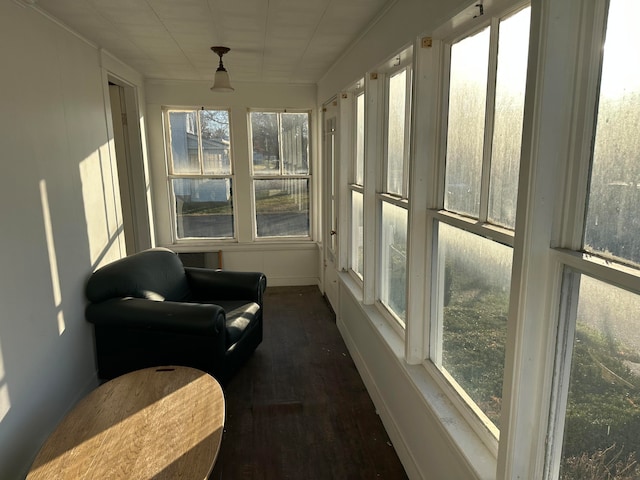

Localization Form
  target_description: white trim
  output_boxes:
[363,73,383,305]
[497,0,585,476]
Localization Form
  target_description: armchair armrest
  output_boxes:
[86,297,226,336]
[185,268,267,305]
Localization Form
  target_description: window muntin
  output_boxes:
[444,7,530,227]
[250,110,311,239]
[584,0,640,267]
[166,108,234,240]
[488,6,531,229]
[558,272,640,478]
[435,222,512,429]
[380,202,408,324]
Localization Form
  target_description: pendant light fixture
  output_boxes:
[210,46,234,92]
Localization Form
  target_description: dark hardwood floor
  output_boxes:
[210,285,409,480]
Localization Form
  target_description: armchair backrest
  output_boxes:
[86,248,190,303]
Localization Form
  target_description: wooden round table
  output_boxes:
[27,366,225,480]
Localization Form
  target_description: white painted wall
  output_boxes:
[0,4,146,478]
[145,79,320,286]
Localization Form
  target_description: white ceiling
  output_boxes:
[31,0,392,85]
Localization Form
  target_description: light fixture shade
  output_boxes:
[210,46,234,92]
[211,69,234,92]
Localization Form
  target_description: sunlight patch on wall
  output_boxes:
[0,339,10,423]
[79,143,126,269]
[39,180,65,336]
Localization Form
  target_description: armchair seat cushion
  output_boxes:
[85,248,266,383]
[211,300,260,346]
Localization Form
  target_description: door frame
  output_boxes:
[105,75,152,254]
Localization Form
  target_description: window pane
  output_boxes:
[560,273,640,478]
[254,179,309,237]
[584,0,640,266]
[355,93,365,185]
[351,191,364,278]
[281,113,309,175]
[173,178,233,238]
[386,70,407,196]
[251,112,280,175]
[488,7,530,229]
[380,202,407,324]
[199,110,231,175]
[169,111,200,174]
[437,222,511,428]
[444,27,490,218]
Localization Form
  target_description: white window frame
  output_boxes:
[248,109,313,242]
[376,54,413,332]
[543,0,640,477]
[348,83,366,285]
[163,107,236,244]
[422,0,533,455]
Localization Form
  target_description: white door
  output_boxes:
[323,99,339,311]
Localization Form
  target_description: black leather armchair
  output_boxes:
[85,247,266,383]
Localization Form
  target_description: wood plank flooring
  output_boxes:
[210,285,408,480]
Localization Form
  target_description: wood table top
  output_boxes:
[27,366,225,480]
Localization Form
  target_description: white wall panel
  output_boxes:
[0,3,143,477]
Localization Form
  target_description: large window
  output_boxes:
[379,66,411,325]
[250,111,311,239]
[433,5,531,435]
[551,1,640,477]
[165,109,234,240]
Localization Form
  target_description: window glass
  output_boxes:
[169,111,201,175]
[488,7,531,228]
[386,70,407,196]
[251,112,280,175]
[351,191,364,278]
[173,178,233,239]
[355,93,365,185]
[437,222,512,428]
[380,202,407,323]
[254,179,309,237]
[444,27,490,218]
[560,273,640,478]
[199,110,232,175]
[584,0,640,266]
[281,113,309,175]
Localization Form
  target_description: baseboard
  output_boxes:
[263,276,318,287]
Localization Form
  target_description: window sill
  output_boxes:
[164,240,319,253]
